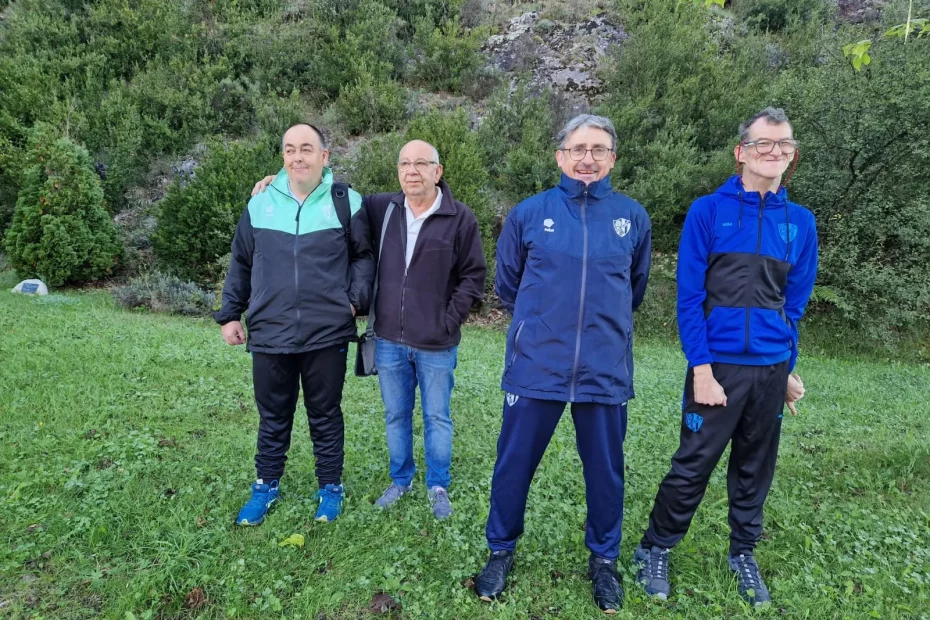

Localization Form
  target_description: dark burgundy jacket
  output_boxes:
[363,179,486,350]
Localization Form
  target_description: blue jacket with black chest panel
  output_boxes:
[678,175,819,372]
[496,173,652,405]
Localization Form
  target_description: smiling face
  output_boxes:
[397,140,443,200]
[282,124,328,187]
[736,118,794,185]
[555,125,617,185]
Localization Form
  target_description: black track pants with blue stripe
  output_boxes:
[642,361,790,556]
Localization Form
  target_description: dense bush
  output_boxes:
[112,271,216,316]
[780,40,930,336]
[334,70,409,135]
[411,16,486,93]
[153,140,280,284]
[477,82,561,201]
[4,134,121,286]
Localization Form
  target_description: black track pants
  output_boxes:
[251,345,348,487]
[642,361,790,555]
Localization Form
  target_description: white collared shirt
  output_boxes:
[403,189,443,268]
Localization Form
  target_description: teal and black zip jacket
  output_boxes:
[215,168,374,353]
[677,175,818,371]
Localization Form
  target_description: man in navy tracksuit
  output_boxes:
[474,114,652,613]
[634,108,818,607]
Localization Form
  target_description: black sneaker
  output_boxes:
[589,554,624,614]
[475,550,514,602]
[633,544,671,600]
[728,553,772,607]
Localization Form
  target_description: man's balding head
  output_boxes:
[397,140,443,201]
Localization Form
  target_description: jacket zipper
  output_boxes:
[509,320,525,369]
[294,201,304,328]
[399,209,407,344]
[569,189,589,402]
[745,196,765,353]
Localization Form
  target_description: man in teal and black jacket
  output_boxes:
[634,108,818,607]
[214,123,374,526]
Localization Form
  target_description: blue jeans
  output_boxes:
[375,338,457,489]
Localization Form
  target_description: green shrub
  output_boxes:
[411,16,486,93]
[478,82,560,200]
[732,0,831,33]
[112,271,216,316]
[348,132,408,196]
[779,39,930,336]
[334,70,408,135]
[153,139,280,284]
[0,136,25,242]
[4,135,121,287]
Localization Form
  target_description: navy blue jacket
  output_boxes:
[497,174,652,405]
[677,175,818,371]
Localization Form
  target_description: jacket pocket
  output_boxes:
[749,307,792,355]
[705,305,746,354]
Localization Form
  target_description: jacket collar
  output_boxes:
[392,178,457,215]
[270,167,333,202]
[557,173,614,201]
[718,174,788,208]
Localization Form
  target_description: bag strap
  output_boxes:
[331,182,352,257]
[367,202,396,337]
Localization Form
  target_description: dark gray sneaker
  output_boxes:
[428,486,453,520]
[634,544,671,601]
[728,553,771,607]
[374,483,412,509]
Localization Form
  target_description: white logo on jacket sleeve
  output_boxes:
[544,218,555,233]
[506,393,519,407]
[323,204,334,219]
[265,206,274,215]
[613,218,631,237]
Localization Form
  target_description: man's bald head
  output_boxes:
[399,140,440,165]
[397,140,443,201]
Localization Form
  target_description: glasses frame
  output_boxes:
[397,160,438,172]
[741,139,799,155]
[559,147,615,162]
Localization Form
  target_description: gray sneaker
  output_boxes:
[728,553,771,607]
[634,544,671,601]
[374,483,412,509]
[428,486,453,520]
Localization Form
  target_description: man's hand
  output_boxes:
[692,364,727,407]
[221,321,246,346]
[785,372,805,416]
[251,175,276,197]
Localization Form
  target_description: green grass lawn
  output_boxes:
[2,281,929,619]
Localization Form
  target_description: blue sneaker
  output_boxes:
[314,484,344,522]
[236,480,279,526]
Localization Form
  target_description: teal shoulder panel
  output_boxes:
[248,187,300,235]
[296,182,343,236]
[348,188,363,216]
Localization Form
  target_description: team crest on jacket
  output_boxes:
[323,203,334,219]
[506,393,519,407]
[613,218,631,238]
[778,223,798,243]
[685,412,703,432]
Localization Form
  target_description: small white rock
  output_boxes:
[11,279,49,296]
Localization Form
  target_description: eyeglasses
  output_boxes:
[560,146,614,161]
[741,139,799,155]
[398,160,438,171]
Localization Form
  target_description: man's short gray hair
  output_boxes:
[738,107,791,143]
[557,114,617,150]
[398,141,441,166]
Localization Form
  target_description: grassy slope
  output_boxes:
[1,279,928,619]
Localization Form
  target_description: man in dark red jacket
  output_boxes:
[363,140,486,519]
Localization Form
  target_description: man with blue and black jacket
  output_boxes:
[474,114,652,613]
[214,123,374,527]
[634,108,818,607]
